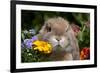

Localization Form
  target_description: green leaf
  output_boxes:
[21,32,25,41]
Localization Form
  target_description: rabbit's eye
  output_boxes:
[46,26,51,32]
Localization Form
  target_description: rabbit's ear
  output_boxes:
[67,26,80,60]
[39,24,47,35]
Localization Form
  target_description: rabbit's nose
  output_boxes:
[56,38,60,41]
[56,37,61,41]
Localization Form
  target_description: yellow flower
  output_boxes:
[32,40,52,54]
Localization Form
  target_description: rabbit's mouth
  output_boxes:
[47,36,69,49]
[42,33,70,49]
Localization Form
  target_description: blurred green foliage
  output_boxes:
[21,10,89,32]
[78,25,90,49]
[21,49,51,62]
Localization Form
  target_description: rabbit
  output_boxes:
[39,17,80,61]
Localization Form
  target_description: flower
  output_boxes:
[32,40,52,54]
[22,35,52,54]
[23,30,28,34]
[31,36,38,41]
[29,29,36,35]
[23,36,38,49]
[21,43,25,49]
[80,47,90,60]
[24,39,33,48]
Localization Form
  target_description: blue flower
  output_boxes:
[21,43,25,49]
[23,36,38,49]
[24,39,32,49]
[31,36,38,41]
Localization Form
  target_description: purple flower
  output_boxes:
[31,36,38,41]
[21,43,25,49]
[23,36,38,49]
[24,39,32,49]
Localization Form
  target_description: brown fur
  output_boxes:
[39,17,80,61]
